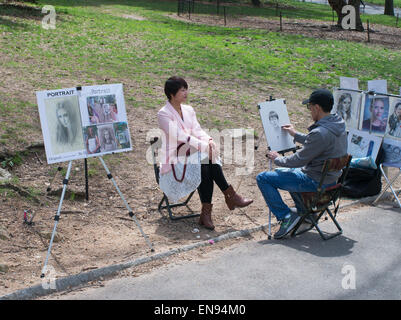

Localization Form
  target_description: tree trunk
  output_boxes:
[251,0,261,7]
[328,0,364,31]
[384,0,395,16]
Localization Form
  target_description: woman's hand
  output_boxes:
[208,140,219,162]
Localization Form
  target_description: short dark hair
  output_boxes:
[164,76,188,101]
[268,111,279,120]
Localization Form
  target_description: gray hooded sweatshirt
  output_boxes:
[274,114,348,185]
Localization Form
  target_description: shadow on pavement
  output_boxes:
[258,229,357,258]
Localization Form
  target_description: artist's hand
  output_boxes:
[281,124,296,137]
[266,151,279,161]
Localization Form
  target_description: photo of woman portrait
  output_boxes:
[332,89,362,130]
[86,95,118,125]
[99,125,118,153]
[87,104,100,125]
[386,99,401,139]
[113,122,131,149]
[360,95,389,135]
[84,125,101,154]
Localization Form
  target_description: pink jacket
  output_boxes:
[157,101,211,175]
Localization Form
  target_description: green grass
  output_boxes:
[0,0,400,154]
[1,0,399,90]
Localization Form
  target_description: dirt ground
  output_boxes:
[169,12,401,50]
[1,6,400,298]
[1,100,398,297]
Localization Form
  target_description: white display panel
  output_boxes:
[36,84,132,164]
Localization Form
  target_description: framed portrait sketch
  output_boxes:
[37,88,86,164]
[332,88,362,131]
[359,94,389,136]
[382,138,401,168]
[259,99,296,152]
[36,83,132,164]
[347,129,382,162]
[385,97,401,140]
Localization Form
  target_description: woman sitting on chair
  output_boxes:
[157,76,253,230]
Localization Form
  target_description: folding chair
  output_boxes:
[150,137,200,220]
[290,154,352,240]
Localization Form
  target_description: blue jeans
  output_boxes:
[256,168,332,221]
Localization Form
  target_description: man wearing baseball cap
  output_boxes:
[256,89,347,239]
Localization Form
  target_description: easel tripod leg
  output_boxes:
[98,157,154,252]
[41,161,73,278]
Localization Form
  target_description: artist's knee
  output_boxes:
[256,171,273,188]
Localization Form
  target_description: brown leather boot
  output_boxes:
[223,185,253,210]
[198,203,214,230]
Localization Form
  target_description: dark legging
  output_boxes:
[197,162,230,203]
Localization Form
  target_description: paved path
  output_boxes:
[54,205,401,300]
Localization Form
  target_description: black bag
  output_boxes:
[341,147,384,198]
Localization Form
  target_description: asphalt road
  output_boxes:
[54,205,401,300]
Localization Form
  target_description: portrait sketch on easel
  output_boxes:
[332,89,362,130]
[385,98,401,140]
[259,99,296,152]
[45,97,84,155]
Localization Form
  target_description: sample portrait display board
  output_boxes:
[259,99,296,152]
[347,129,382,162]
[359,93,389,135]
[382,138,401,168]
[332,89,363,130]
[385,97,401,140]
[37,84,132,164]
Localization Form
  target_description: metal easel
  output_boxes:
[257,96,299,239]
[40,156,154,278]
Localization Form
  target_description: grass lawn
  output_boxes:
[0,0,400,151]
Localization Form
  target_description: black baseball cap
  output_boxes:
[302,89,334,112]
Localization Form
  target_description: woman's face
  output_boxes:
[269,116,279,128]
[395,105,401,118]
[172,87,188,104]
[104,104,111,115]
[57,107,70,128]
[104,130,110,140]
[341,96,352,112]
[371,100,385,120]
